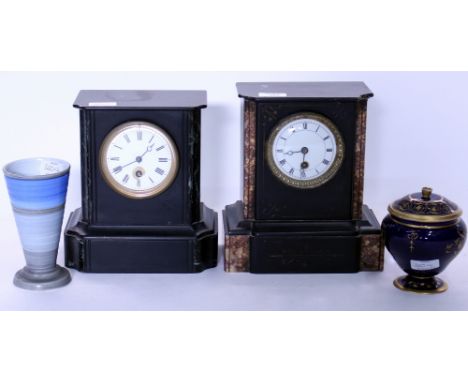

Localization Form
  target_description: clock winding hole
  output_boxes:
[133,166,145,179]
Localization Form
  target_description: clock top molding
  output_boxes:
[236,82,373,101]
[74,90,207,110]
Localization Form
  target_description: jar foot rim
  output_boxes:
[393,275,448,294]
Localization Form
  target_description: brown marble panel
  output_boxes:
[224,235,250,272]
[352,100,368,220]
[243,100,256,219]
[360,234,384,271]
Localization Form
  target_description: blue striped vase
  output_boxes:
[4,158,72,290]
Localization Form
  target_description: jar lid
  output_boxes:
[388,187,462,223]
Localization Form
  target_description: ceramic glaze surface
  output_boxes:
[4,157,69,179]
[388,190,461,223]
[382,216,466,277]
[382,187,466,294]
[6,175,69,210]
[13,209,65,253]
[3,158,71,290]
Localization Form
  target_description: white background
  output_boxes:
[1,1,468,381]
[0,71,467,310]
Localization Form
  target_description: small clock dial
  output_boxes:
[266,113,344,189]
[99,121,178,198]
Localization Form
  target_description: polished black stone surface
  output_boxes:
[236,82,373,100]
[74,90,207,109]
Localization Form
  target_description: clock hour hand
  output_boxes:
[284,149,302,156]
[285,147,309,157]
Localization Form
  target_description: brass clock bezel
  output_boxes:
[266,112,345,189]
[99,121,179,199]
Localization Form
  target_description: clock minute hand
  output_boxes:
[301,147,309,162]
[119,144,156,171]
[121,159,137,169]
[124,144,155,170]
[140,143,155,158]
[300,147,309,168]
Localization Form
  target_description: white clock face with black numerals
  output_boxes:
[266,113,344,189]
[99,121,179,199]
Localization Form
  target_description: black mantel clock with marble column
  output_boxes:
[65,90,218,273]
[223,82,383,273]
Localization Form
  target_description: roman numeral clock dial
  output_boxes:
[266,113,344,188]
[99,121,179,198]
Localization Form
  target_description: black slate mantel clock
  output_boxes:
[223,82,383,273]
[65,90,218,273]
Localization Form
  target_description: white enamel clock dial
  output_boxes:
[99,121,179,198]
[266,113,344,189]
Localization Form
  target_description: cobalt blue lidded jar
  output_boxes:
[382,187,466,294]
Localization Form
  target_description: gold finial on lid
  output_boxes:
[421,187,433,201]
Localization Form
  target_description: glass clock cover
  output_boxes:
[266,113,344,188]
[99,121,179,199]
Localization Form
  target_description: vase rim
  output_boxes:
[3,157,70,180]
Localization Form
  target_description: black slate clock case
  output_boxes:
[223,82,384,274]
[256,100,357,220]
[64,90,218,273]
[81,109,197,227]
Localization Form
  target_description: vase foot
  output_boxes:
[13,265,71,290]
[393,275,448,294]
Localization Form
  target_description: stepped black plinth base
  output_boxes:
[223,201,383,273]
[64,204,218,273]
